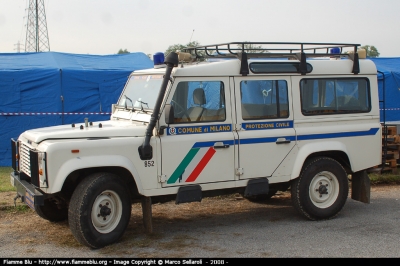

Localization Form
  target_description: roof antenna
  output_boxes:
[189,29,195,43]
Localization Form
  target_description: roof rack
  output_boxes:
[182,42,361,76]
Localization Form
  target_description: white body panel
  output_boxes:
[14,57,381,199]
[34,136,161,195]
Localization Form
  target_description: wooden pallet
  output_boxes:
[381,125,400,172]
[382,125,398,136]
[384,159,397,168]
[383,151,399,160]
[382,135,400,143]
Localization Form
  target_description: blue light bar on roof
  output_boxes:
[330,47,341,54]
[153,52,164,65]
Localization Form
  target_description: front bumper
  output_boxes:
[11,171,44,209]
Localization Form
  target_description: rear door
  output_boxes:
[233,76,296,179]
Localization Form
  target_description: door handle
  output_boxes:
[276,138,291,144]
[214,142,230,149]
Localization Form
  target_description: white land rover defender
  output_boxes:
[10,42,381,248]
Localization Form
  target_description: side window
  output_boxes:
[171,81,226,123]
[300,78,370,115]
[240,80,289,120]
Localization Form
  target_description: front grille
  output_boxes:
[20,142,33,177]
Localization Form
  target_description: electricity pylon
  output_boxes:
[25,0,50,52]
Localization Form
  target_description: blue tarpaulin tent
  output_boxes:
[1,54,399,166]
[370,58,400,123]
[0,52,153,166]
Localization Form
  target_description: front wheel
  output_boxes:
[291,157,348,220]
[68,172,131,248]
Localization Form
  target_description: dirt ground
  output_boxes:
[0,185,397,257]
[0,190,293,257]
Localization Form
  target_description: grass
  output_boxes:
[369,172,400,185]
[4,204,30,213]
[0,167,14,192]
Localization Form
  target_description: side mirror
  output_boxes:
[164,104,174,125]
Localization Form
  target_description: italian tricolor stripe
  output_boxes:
[186,147,216,182]
[167,147,217,184]
[167,148,200,184]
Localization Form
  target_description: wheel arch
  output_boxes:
[50,155,143,201]
[60,166,141,203]
[290,141,352,180]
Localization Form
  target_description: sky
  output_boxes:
[0,0,400,57]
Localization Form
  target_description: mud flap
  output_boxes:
[244,178,269,197]
[175,185,202,204]
[351,170,370,204]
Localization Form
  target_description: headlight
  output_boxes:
[11,139,19,172]
[37,152,48,188]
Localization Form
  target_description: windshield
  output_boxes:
[117,75,164,110]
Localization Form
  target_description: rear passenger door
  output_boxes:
[233,77,296,179]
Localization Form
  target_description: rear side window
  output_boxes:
[300,78,371,115]
[240,80,289,120]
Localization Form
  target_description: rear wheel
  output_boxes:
[68,172,131,248]
[291,157,348,220]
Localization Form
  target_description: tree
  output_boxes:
[360,45,380,57]
[165,41,201,56]
[237,42,268,53]
[164,41,211,61]
[117,49,129,54]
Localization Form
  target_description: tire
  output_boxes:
[35,199,68,222]
[68,172,131,248]
[291,157,348,220]
[244,189,278,202]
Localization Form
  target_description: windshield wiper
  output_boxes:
[124,95,133,110]
[137,100,149,113]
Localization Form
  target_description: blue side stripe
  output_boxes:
[191,127,379,148]
[239,136,296,145]
[297,127,379,141]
